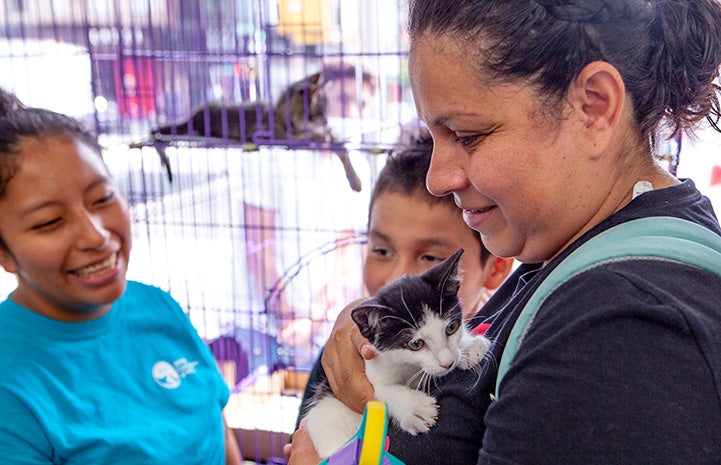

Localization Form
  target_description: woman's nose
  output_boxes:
[426,142,467,197]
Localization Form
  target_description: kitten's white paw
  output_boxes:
[459,334,490,370]
[389,390,439,435]
[306,396,363,458]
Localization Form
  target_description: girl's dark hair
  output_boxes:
[370,131,491,263]
[0,88,102,197]
[408,0,721,139]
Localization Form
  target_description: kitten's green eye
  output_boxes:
[445,321,459,335]
[408,339,424,351]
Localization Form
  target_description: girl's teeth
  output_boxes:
[75,254,117,277]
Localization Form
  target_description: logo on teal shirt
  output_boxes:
[152,358,199,389]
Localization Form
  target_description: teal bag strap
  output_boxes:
[495,216,721,397]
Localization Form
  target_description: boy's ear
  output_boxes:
[483,257,513,290]
[568,61,626,158]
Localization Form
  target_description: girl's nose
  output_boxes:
[76,212,111,250]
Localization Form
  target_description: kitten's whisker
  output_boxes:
[407,369,426,390]
[445,301,461,319]
[464,362,486,392]
[359,303,395,313]
[399,289,419,327]
[378,314,414,326]
[437,269,456,316]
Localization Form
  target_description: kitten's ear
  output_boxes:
[307,71,321,84]
[424,248,463,296]
[351,303,383,340]
[305,72,323,101]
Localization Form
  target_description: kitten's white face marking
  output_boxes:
[389,307,464,377]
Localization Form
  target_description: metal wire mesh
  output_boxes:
[0,0,416,451]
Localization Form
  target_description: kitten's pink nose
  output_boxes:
[437,350,455,370]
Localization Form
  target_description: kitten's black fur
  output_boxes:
[145,72,361,191]
[351,248,465,352]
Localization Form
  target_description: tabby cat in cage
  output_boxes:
[148,72,362,191]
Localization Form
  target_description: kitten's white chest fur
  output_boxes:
[305,317,489,458]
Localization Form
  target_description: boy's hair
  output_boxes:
[369,131,491,263]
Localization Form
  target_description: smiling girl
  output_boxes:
[0,89,241,464]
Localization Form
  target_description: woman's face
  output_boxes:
[409,35,604,263]
[364,191,490,319]
[0,135,131,321]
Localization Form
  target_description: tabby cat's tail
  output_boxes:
[336,151,362,192]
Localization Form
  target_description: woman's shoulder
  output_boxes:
[617,179,720,232]
[535,259,721,343]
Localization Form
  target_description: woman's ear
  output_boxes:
[483,256,514,290]
[568,61,626,157]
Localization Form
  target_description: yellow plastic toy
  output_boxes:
[318,401,406,465]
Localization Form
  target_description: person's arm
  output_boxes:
[320,298,376,414]
[224,420,242,465]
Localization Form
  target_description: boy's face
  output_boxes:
[364,191,490,319]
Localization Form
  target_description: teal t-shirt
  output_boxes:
[0,281,230,464]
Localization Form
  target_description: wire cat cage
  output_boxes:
[0,1,415,462]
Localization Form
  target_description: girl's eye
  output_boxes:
[31,218,61,231]
[95,192,116,205]
[407,339,424,351]
[445,321,459,335]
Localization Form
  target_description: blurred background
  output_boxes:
[1,1,720,463]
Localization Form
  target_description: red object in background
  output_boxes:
[711,165,721,186]
[472,323,491,336]
[115,58,156,119]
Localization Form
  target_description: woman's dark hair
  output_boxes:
[408,0,721,140]
[0,88,102,197]
[370,131,491,264]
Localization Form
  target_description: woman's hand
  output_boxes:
[321,298,376,413]
[284,419,321,465]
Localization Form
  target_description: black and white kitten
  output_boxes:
[304,249,490,458]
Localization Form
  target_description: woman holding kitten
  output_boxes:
[294,133,513,438]
[288,0,721,464]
